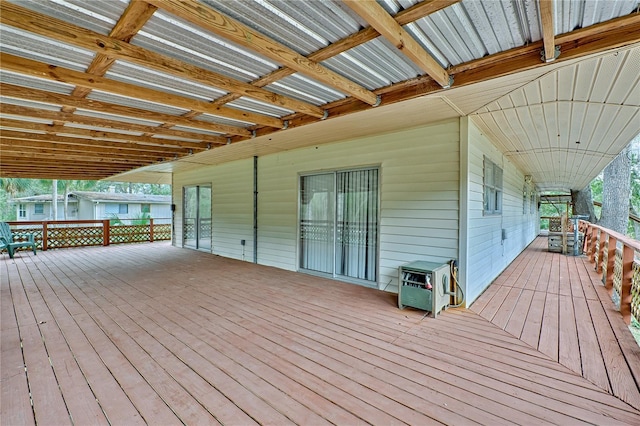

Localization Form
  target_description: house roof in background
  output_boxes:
[1,0,638,192]
[13,191,170,204]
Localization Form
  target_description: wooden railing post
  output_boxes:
[588,227,597,262]
[149,218,154,243]
[42,221,48,251]
[103,220,110,246]
[620,245,634,324]
[604,236,617,293]
[597,231,607,273]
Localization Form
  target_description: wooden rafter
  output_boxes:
[0,104,224,147]
[0,1,326,119]
[68,0,158,101]
[0,84,247,138]
[145,0,380,106]
[241,13,640,140]
[0,121,203,154]
[539,0,557,62]
[344,0,451,88]
[0,53,284,129]
[211,0,459,107]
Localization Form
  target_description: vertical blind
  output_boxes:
[300,168,379,282]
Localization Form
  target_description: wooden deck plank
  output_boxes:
[558,294,582,375]
[538,292,560,361]
[587,298,640,409]
[3,241,640,425]
[519,290,546,348]
[504,289,535,338]
[0,262,34,426]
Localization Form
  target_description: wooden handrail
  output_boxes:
[6,219,171,251]
[580,219,639,324]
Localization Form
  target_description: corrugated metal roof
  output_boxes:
[74,109,164,127]
[87,90,191,116]
[193,113,254,128]
[324,38,424,89]
[5,0,127,36]
[0,70,75,95]
[227,97,294,118]
[169,125,225,137]
[133,9,278,83]
[0,26,95,72]
[0,95,61,112]
[106,60,226,102]
[266,73,347,105]
[203,0,362,55]
[63,123,144,136]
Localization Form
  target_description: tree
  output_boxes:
[599,145,631,234]
[571,186,596,223]
[51,179,58,220]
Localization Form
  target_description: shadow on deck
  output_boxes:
[2,239,640,424]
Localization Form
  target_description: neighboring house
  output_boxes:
[13,191,171,224]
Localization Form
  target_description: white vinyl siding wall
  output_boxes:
[463,118,539,304]
[173,160,255,261]
[172,119,460,292]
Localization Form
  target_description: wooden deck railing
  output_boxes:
[580,220,640,324]
[6,219,171,251]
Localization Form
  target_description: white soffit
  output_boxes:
[472,45,640,192]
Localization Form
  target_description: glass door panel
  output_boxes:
[183,184,211,251]
[183,186,197,249]
[199,186,212,251]
[299,173,334,274]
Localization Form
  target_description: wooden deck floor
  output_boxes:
[2,240,640,425]
[471,237,640,412]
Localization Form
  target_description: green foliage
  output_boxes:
[0,179,171,221]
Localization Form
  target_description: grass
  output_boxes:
[630,317,640,347]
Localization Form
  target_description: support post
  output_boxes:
[42,221,48,251]
[103,220,110,246]
[149,218,154,243]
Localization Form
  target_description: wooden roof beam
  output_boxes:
[539,0,558,62]
[0,53,283,129]
[0,84,248,139]
[0,103,226,146]
[344,0,452,88]
[146,0,380,106]
[0,131,198,157]
[69,0,158,100]
[0,1,325,119]
[0,119,217,151]
[0,144,172,163]
[212,0,458,106]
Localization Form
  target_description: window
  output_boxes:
[141,203,151,214]
[483,157,503,215]
[299,168,379,283]
[105,203,128,214]
[530,192,536,214]
[19,204,26,218]
[34,203,44,215]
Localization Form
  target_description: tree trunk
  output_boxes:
[571,186,596,223]
[51,179,58,220]
[63,181,69,220]
[599,146,631,234]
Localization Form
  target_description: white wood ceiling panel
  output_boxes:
[573,60,598,102]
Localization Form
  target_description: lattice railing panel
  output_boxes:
[602,236,609,285]
[11,227,44,249]
[612,247,624,308]
[631,260,640,321]
[154,224,171,241]
[47,226,104,248]
[110,225,150,244]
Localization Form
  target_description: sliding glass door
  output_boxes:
[183,184,211,251]
[299,168,379,283]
